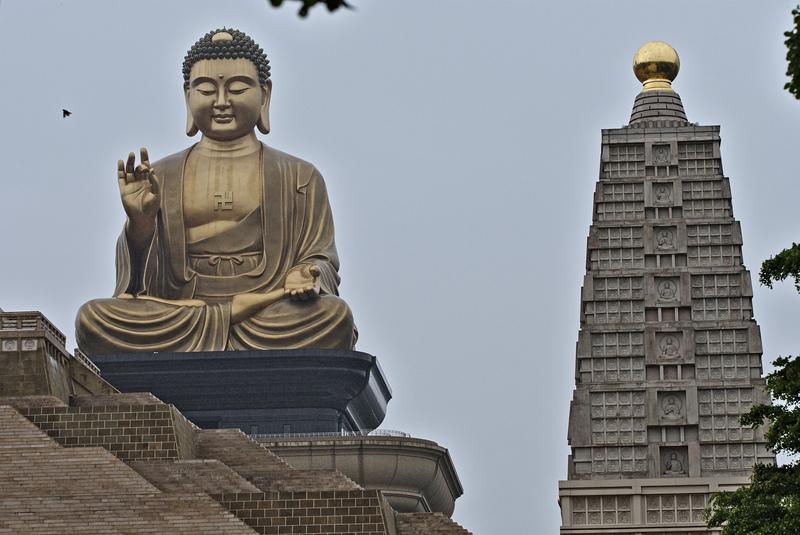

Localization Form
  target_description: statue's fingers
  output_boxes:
[117,160,127,182]
[147,170,160,196]
[126,152,136,175]
[140,147,150,167]
[134,164,146,180]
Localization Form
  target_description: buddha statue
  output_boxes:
[76,29,356,355]
[664,452,685,475]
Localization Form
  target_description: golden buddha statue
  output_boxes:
[76,29,356,355]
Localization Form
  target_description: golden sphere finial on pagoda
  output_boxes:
[633,41,680,92]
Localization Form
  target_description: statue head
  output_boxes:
[182,28,272,139]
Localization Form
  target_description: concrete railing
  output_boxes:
[251,429,410,439]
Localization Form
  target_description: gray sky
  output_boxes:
[0,1,798,533]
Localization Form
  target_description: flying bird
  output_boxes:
[62,109,72,118]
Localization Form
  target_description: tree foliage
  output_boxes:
[705,463,800,535]
[268,0,352,18]
[705,356,800,534]
[760,243,800,292]
[707,214,800,532]
[786,5,800,99]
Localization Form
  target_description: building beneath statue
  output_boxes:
[558,42,774,534]
[0,310,469,534]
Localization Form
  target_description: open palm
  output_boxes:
[118,148,160,222]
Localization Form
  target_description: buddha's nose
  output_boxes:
[214,90,231,109]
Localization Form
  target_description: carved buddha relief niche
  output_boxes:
[645,180,682,220]
[645,141,678,178]
[646,328,696,381]
[660,446,689,477]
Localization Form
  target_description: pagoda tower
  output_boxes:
[558,42,774,534]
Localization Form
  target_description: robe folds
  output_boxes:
[76,143,356,355]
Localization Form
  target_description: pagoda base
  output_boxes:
[91,349,391,435]
[558,476,749,534]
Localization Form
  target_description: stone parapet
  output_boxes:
[259,433,464,517]
[0,311,116,402]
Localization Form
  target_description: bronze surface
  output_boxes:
[76,30,356,354]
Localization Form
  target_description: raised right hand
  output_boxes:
[118,148,160,226]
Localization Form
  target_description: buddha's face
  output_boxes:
[187,58,270,141]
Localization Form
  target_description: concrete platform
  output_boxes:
[258,432,464,517]
[91,349,391,434]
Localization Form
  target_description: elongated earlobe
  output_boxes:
[184,90,198,137]
[257,82,272,135]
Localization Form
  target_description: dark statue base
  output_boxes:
[91,349,391,435]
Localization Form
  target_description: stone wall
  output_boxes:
[213,490,389,534]
[17,402,188,461]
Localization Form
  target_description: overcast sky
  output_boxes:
[0,1,798,533]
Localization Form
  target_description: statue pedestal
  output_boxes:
[91,349,391,435]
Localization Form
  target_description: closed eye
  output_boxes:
[228,81,251,95]
[194,82,217,96]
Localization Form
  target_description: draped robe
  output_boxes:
[76,143,355,355]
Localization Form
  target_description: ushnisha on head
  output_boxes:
[183,28,272,140]
[633,41,680,92]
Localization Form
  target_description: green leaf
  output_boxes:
[707,356,800,532]
[785,6,800,99]
[759,243,800,292]
[266,0,354,18]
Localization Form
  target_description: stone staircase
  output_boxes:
[128,459,261,494]
[197,428,361,491]
[0,404,257,534]
[397,512,474,535]
[0,494,257,535]
[1,392,469,534]
[0,405,57,450]
[0,447,160,497]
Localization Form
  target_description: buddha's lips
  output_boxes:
[213,115,234,123]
